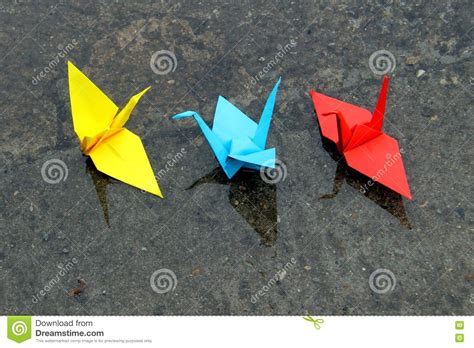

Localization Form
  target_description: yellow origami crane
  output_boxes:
[67,61,162,197]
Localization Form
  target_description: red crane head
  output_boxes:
[310,76,389,152]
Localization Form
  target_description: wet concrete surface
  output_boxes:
[0,1,472,315]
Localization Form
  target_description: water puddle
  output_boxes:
[321,138,412,229]
[85,158,116,227]
[188,167,278,246]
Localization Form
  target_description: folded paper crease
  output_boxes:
[173,78,281,179]
[67,61,162,197]
[310,76,412,199]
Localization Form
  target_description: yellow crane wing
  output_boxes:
[89,128,162,197]
[67,61,118,141]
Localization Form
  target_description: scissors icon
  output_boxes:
[303,316,324,330]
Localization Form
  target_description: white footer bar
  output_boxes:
[1,316,471,347]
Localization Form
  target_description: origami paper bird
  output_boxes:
[310,76,412,199]
[172,78,281,179]
[67,61,162,197]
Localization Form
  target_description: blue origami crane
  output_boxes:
[172,78,281,179]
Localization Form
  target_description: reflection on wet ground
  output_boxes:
[1,1,471,316]
[85,158,116,227]
[188,167,278,246]
[320,138,412,229]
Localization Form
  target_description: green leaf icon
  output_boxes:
[303,315,324,330]
[455,333,464,343]
[7,316,32,343]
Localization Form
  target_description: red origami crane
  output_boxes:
[310,76,412,200]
